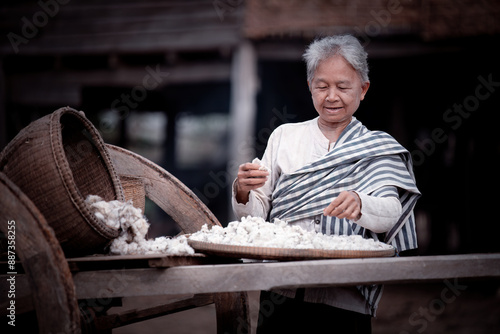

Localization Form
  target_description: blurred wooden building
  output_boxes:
[1,0,500,254]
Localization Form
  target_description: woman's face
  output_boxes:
[309,55,369,128]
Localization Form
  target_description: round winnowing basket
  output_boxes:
[188,239,395,260]
[0,107,125,256]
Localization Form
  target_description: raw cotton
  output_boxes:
[85,195,194,255]
[252,157,271,173]
[190,216,394,251]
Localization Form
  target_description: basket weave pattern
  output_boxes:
[120,175,146,213]
[0,107,125,256]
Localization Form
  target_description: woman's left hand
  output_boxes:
[323,190,362,220]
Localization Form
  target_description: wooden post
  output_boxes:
[227,41,258,219]
[224,41,257,333]
[215,292,251,334]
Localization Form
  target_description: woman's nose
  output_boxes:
[326,88,338,102]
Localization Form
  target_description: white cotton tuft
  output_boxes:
[189,215,393,251]
[85,195,195,255]
[252,158,271,173]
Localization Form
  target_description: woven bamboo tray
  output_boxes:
[188,239,395,261]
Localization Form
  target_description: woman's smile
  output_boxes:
[324,106,344,113]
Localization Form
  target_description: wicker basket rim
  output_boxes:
[49,107,123,239]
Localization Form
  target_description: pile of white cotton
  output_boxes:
[189,216,393,251]
[85,195,194,255]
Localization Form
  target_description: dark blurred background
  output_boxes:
[1,0,500,256]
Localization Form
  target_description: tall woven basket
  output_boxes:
[0,107,125,256]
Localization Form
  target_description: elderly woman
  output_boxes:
[232,35,420,333]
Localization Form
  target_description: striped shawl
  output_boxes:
[269,117,421,253]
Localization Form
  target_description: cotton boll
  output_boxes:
[85,195,102,205]
[252,158,271,173]
[273,218,287,227]
[168,235,195,255]
[94,212,105,222]
[85,195,195,255]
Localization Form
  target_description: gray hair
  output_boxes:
[303,35,369,84]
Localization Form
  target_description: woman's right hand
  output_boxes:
[235,162,269,204]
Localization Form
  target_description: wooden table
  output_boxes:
[70,253,500,298]
[4,252,500,332]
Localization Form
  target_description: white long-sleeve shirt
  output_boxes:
[231,117,404,315]
[232,117,402,234]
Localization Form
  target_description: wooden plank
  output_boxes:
[244,0,421,38]
[94,293,214,330]
[10,28,241,54]
[3,253,500,308]
[420,0,500,40]
[148,255,239,268]
[66,253,238,271]
[9,62,231,106]
[40,9,241,37]
[67,254,196,271]
[0,0,243,55]
[68,253,200,262]
[69,253,500,299]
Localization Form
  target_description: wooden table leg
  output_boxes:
[215,292,251,334]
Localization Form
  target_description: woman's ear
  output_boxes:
[360,81,370,100]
